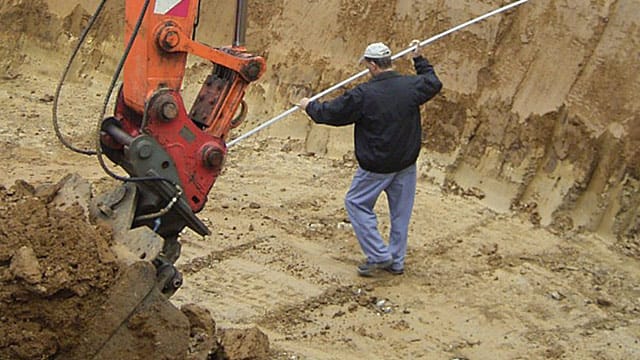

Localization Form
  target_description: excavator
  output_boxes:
[53,0,266,358]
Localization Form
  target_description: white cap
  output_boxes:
[361,42,391,61]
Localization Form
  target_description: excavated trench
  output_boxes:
[1,0,639,358]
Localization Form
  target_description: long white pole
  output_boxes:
[228,0,530,148]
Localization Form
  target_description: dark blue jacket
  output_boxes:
[305,56,442,173]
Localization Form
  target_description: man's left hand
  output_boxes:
[298,97,311,110]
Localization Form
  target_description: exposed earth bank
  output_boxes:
[0,0,639,359]
[3,0,638,243]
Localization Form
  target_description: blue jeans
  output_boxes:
[344,164,417,271]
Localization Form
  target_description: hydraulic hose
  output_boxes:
[52,0,108,155]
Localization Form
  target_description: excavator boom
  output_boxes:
[97,0,265,273]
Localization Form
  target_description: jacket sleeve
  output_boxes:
[305,88,363,126]
[413,55,443,104]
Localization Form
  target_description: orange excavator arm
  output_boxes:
[95,0,265,294]
[122,0,265,138]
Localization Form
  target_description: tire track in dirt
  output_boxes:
[233,211,509,341]
[178,236,272,275]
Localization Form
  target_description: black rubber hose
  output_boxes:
[52,0,108,155]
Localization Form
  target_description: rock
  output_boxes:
[218,326,270,360]
[249,202,261,209]
[337,221,352,231]
[182,304,216,337]
[10,246,42,284]
[182,304,218,360]
[550,291,565,301]
[596,298,613,307]
[479,243,498,256]
[463,186,485,199]
[51,173,92,218]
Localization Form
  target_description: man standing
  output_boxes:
[298,41,442,277]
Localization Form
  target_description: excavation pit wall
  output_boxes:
[1,0,638,249]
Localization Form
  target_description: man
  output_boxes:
[298,41,442,277]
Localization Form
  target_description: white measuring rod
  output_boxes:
[228,0,530,148]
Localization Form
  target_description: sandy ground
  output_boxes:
[1,0,640,359]
[1,61,639,360]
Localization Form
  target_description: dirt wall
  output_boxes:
[1,0,639,245]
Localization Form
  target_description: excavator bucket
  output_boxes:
[68,262,192,359]
[49,175,210,359]
[89,182,165,266]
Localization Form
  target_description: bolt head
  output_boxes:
[138,142,153,159]
[243,61,263,81]
[203,147,225,170]
[164,31,180,48]
[161,102,178,121]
